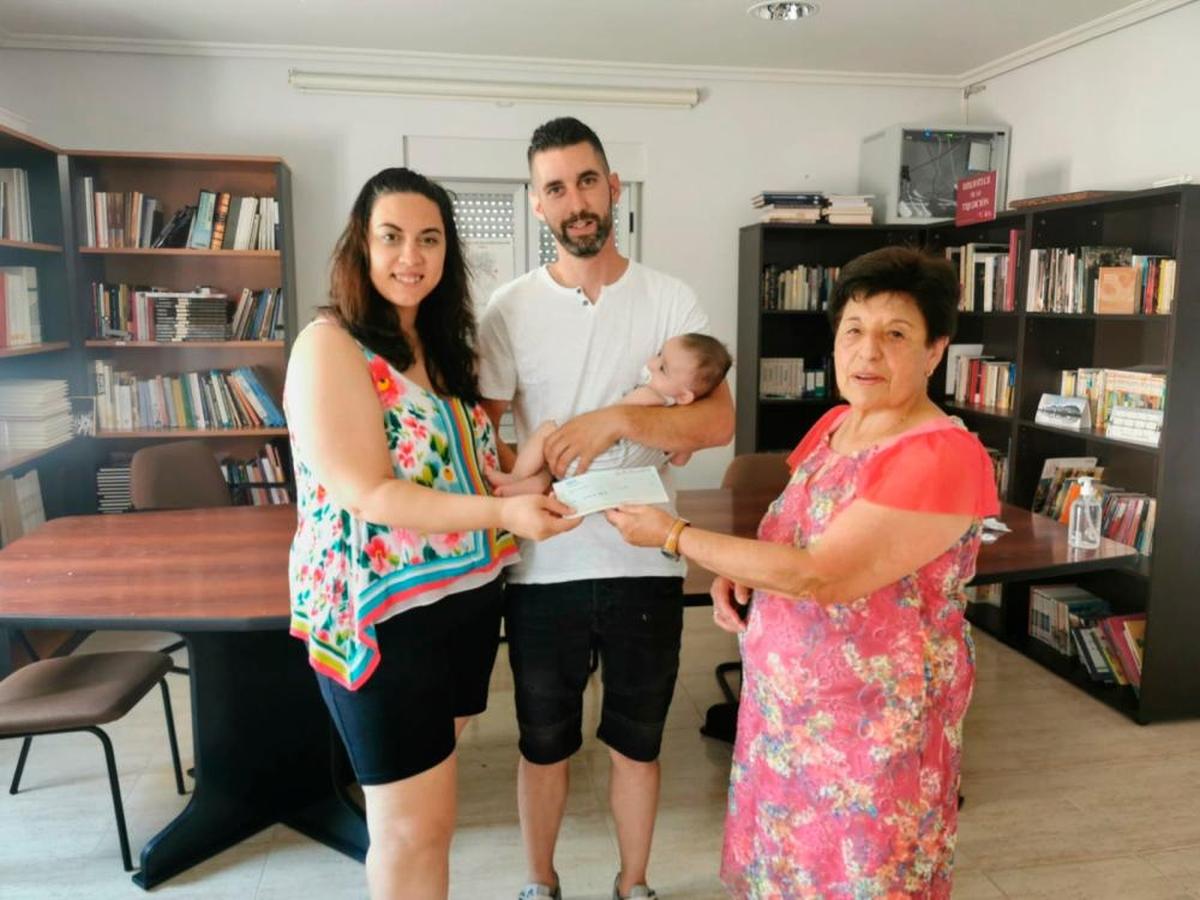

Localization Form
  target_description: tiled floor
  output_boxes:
[2,611,1199,899]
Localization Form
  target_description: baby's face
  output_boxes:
[645,338,700,403]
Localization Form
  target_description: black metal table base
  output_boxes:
[133,630,367,889]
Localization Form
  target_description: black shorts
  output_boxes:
[505,576,684,765]
[316,578,503,785]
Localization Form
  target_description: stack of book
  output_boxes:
[821,194,873,225]
[0,168,32,241]
[151,291,231,342]
[96,459,133,514]
[751,191,826,224]
[946,346,1015,410]
[76,179,163,248]
[0,266,41,346]
[0,469,45,546]
[0,379,72,454]
[1057,367,1166,444]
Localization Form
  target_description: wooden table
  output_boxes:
[0,493,1138,887]
[678,490,1139,597]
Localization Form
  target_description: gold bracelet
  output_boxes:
[660,517,691,561]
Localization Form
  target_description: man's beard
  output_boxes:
[554,207,613,258]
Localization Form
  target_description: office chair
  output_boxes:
[130,441,233,674]
[700,452,792,744]
[1,650,186,871]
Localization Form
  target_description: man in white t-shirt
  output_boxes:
[478,118,734,900]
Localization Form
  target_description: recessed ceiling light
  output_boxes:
[747,1,819,21]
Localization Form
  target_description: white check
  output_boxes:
[552,466,670,518]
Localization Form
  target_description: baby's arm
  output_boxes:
[668,449,693,466]
[489,420,556,485]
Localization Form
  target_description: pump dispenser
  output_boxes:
[1068,476,1102,550]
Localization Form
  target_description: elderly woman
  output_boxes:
[607,246,999,898]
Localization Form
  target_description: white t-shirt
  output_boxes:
[478,261,710,585]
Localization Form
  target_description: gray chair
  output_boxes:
[1,651,186,871]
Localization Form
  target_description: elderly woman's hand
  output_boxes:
[604,504,675,548]
[711,575,750,633]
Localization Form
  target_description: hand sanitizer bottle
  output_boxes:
[1068,476,1102,550]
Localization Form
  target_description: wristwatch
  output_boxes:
[660,517,691,561]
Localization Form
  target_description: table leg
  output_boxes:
[134,630,367,889]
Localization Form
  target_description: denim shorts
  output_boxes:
[316,578,503,785]
[505,576,684,764]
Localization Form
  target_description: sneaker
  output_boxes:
[612,874,657,899]
[518,883,561,900]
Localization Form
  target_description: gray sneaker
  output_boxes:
[612,875,657,899]
[518,883,562,900]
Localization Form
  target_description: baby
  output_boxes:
[491,333,732,495]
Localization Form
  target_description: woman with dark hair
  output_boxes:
[607,246,999,897]
[285,167,578,899]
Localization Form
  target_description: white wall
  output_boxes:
[0,49,962,486]
[969,1,1200,199]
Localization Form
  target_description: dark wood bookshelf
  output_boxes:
[737,185,1200,722]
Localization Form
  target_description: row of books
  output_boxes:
[88,283,286,342]
[76,182,163,249]
[0,469,45,547]
[222,441,292,506]
[949,354,1014,410]
[0,378,73,455]
[984,444,1010,498]
[944,232,1020,312]
[91,362,285,433]
[77,180,280,251]
[1057,367,1166,444]
[0,266,41,347]
[759,356,830,399]
[1025,246,1177,315]
[760,264,839,311]
[96,459,133,514]
[0,168,32,242]
[1027,584,1145,688]
[751,191,873,225]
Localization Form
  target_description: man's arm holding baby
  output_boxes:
[542,380,735,478]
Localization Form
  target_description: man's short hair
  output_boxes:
[527,117,610,172]
[679,333,733,398]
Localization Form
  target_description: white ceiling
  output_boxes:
[0,0,1178,79]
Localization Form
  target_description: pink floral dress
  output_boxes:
[286,334,518,690]
[721,406,999,899]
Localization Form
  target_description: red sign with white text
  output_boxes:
[956,171,998,226]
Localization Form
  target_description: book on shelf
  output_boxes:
[1099,613,1146,690]
[952,354,1014,410]
[208,192,232,250]
[1028,583,1110,657]
[91,361,285,433]
[821,194,873,225]
[0,266,41,347]
[95,455,134,514]
[751,191,826,209]
[186,189,217,249]
[89,282,284,342]
[0,167,32,242]
[944,343,983,396]
[0,469,45,547]
[760,264,839,311]
[759,357,804,399]
[1024,245,1176,315]
[944,242,1010,312]
[149,205,195,249]
[221,439,292,506]
[1096,266,1137,314]
[0,378,72,455]
[1030,456,1100,516]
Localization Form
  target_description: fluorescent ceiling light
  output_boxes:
[288,70,700,109]
[747,2,820,21]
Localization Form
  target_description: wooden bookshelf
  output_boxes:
[85,340,284,349]
[79,247,281,258]
[736,186,1200,722]
[95,429,288,439]
[0,342,70,359]
[0,239,63,253]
